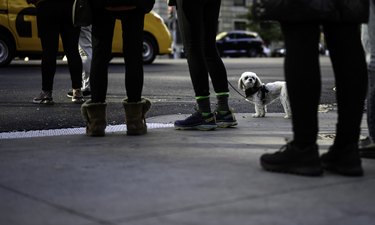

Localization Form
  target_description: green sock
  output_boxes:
[216,92,229,112]
[196,96,211,114]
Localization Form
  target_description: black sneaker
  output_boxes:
[72,89,85,104]
[359,146,375,159]
[321,144,364,176]
[32,91,54,105]
[67,89,91,98]
[215,109,238,128]
[359,137,375,159]
[260,142,323,176]
[174,111,217,131]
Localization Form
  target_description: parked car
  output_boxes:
[0,0,172,66]
[271,43,327,57]
[271,47,286,57]
[216,30,264,57]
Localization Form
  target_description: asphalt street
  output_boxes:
[0,57,337,132]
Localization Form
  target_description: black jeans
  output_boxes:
[176,0,229,97]
[37,0,82,91]
[90,8,145,103]
[281,22,368,146]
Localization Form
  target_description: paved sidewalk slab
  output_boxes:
[0,113,374,225]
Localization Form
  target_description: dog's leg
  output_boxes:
[260,105,266,117]
[253,104,266,117]
[280,87,292,119]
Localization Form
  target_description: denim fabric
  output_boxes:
[361,1,375,143]
[79,25,92,91]
[366,0,375,142]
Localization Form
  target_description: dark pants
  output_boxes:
[37,0,82,91]
[90,8,145,103]
[281,22,368,146]
[176,0,229,97]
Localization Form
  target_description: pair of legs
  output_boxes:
[282,22,367,148]
[37,0,82,92]
[260,22,367,176]
[176,0,229,110]
[174,0,237,130]
[82,8,151,137]
[90,8,145,103]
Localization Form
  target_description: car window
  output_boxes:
[227,33,236,39]
[237,33,248,39]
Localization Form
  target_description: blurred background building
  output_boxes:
[153,0,250,33]
[152,0,251,58]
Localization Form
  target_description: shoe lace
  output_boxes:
[73,89,83,98]
[277,143,292,154]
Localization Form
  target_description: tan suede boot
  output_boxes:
[81,100,107,136]
[122,98,151,135]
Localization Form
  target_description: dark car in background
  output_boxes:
[271,43,327,57]
[216,30,264,57]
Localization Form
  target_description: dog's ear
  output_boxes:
[254,76,262,88]
[238,77,245,91]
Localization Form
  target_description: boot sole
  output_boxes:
[217,121,238,128]
[261,161,324,176]
[127,129,147,135]
[174,124,217,131]
[322,164,364,176]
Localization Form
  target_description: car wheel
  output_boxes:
[247,48,258,57]
[143,34,157,65]
[0,33,15,67]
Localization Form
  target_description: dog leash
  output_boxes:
[227,81,252,103]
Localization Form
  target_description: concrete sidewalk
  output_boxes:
[1,113,375,225]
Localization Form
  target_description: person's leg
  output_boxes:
[59,1,82,91]
[202,0,229,96]
[176,0,211,112]
[320,23,367,176]
[367,0,375,144]
[324,24,367,147]
[81,10,112,136]
[119,9,151,135]
[32,1,60,104]
[90,10,115,103]
[259,23,323,176]
[79,25,92,92]
[201,0,237,128]
[173,0,216,130]
[282,23,322,147]
[36,2,60,92]
[120,9,145,103]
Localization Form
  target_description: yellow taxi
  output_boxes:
[0,0,172,66]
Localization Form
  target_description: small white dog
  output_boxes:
[238,71,292,118]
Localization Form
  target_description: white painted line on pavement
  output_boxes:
[0,123,174,140]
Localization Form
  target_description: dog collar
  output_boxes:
[245,87,259,98]
[245,84,269,96]
[245,84,269,103]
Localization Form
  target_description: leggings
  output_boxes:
[37,0,82,91]
[90,8,145,103]
[281,22,367,146]
[176,0,229,97]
